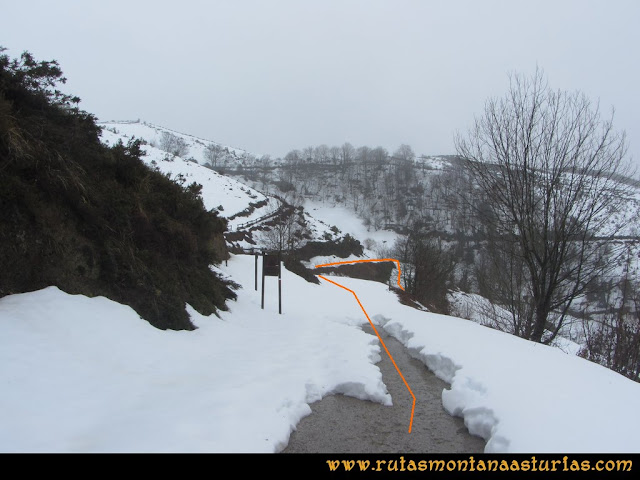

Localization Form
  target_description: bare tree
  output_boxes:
[393,144,415,163]
[258,154,272,169]
[284,149,301,166]
[474,229,536,338]
[371,146,389,165]
[329,146,341,165]
[204,143,224,168]
[341,142,355,168]
[580,248,640,382]
[393,144,415,186]
[315,144,330,164]
[392,232,456,313]
[357,145,371,164]
[455,68,634,344]
[260,196,310,254]
[302,146,315,163]
[159,131,189,158]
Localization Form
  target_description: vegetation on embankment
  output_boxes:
[0,48,236,330]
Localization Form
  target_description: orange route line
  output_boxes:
[314,258,405,291]
[315,265,415,434]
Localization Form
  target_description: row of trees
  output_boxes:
[283,143,416,169]
[157,132,258,171]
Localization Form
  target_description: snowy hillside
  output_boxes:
[100,120,252,163]
[99,123,272,229]
[2,120,638,454]
[98,121,345,251]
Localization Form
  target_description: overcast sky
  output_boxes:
[3,0,639,165]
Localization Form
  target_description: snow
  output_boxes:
[99,128,273,229]
[98,124,346,246]
[415,156,452,171]
[3,120,639,453]
[100,120,251,160]
[301,254,365,268]
[448,291,585,356]
[0,259,388,453]
[2,255,639,453]
[304,199,399,254]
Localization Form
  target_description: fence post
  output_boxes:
[278,254,282,315]
[261,252,265,309]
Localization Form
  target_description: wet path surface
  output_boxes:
[282,325,486,453]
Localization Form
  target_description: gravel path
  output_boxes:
[281,324,486,453]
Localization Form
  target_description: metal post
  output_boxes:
[254,253,258,291]
[278,258,282,315]
[261,252,265,310]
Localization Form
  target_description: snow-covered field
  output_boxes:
[2,254,639,453]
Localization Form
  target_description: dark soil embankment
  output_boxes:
[314,261,394,285]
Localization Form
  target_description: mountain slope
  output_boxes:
[99,121,354,253]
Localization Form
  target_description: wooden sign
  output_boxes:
[263,254,281,277]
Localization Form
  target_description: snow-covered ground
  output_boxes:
[99,127,273,230]
[2,254,639,453]
[448,291,585,356]
[3,120,639,454]
[303,199,399,256]
[99,123,345,249]
[100,120,252,161]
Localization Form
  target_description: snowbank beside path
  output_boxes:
[321,276,640,453]
[0,255,390,452]
[2,255,639,452]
